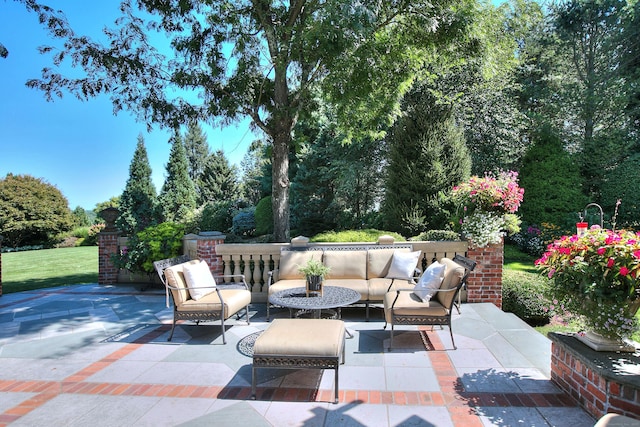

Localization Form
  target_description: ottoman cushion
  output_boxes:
[254,318,345,358]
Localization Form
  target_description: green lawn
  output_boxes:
[2,246,98,294]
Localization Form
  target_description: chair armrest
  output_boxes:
[213,274,249,290]
[266,269,280,288]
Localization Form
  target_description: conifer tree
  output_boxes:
[382,88,471,236]
[116,135,157,235]
[199,150,239,204]
[519,124,586,227]
[183,122,210,202]
[156,133,197,222]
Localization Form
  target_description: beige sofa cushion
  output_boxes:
[268,279,307,295]
[368,277,413,301]
[367,248,409,279]
[323,250,367,280]
[324,279,369,301]
[278,250,322,280]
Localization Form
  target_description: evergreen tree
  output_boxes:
[183,122,210,203]
[116,135,157,235]
[239,139,269,206]
[290,130,341,236]
[157,133,197,223]
[382,88,471,236]
[72,206,91,227]
[518,124,586,228]
[198,150,240,204]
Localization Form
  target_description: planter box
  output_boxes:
[549,332,640,421]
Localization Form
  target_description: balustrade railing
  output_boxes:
[113,234,469,302]
[215,239,469,302]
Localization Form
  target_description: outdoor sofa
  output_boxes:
[267,245,420,320]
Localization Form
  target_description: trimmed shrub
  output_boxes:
[232,208,256,236]
[412,230,461,241]
[502,270,552,326]
[310,229,405,243]
[254,196,273,236]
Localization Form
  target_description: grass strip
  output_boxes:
[2,246,98,293]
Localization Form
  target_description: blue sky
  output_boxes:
[0,1,257,210]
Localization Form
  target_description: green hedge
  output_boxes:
[502,270,552,326]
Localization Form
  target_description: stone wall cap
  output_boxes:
[291,236,310,246]
[377,235,395,244]
[184,232,227,241]
[549,332,640,388]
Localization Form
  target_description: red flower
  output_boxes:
[620,266,629,276]
[607,258,615,268]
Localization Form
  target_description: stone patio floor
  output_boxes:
[0,283,597,426]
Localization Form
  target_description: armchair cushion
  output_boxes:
[385,250,421,280]
[183,260,217,301]
[177,288,251,319]
[413,261,446,302]
[435,258,465,308]
[383,292,448,323]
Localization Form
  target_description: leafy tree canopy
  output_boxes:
[0,173,75,247]
[22,0,476,241]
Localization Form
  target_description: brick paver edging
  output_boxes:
[0,322,578,427]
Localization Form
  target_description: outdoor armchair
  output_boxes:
[154,257,251,343]
[383,254,476,350]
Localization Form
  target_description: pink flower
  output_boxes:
[620,266,629,276]
[607,258,615,268]
[597,247,606,255]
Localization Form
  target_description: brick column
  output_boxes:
[0,235,3,296]
[98,231,121,285]
[183,231,226,276]
[466,240,503,309]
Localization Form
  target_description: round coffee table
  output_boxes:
[269,286,360,324]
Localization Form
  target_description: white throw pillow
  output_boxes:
[183,260,217,301]
[413,261,446,302]
[385,250,421,280]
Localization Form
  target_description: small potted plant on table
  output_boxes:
[298,259,330,297]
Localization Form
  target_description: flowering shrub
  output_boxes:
[510,222,564,257]
[535,227,640,339]
[112,222,185,274]
[453,171,524,247]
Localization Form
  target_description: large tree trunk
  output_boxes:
[270,57,295,243]
[271,130,291,243]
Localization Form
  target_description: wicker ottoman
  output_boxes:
[251,318,346,403]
